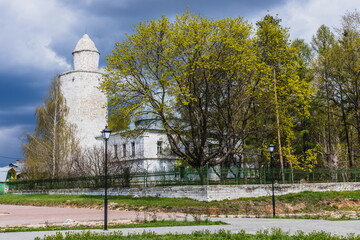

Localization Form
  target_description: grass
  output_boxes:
[0,194,207,208]
[276,190,360,204]
[0,194,213,212]
[1,190,360,219]
[268,215,360,221]
[0,220,225,233]
[35,229,360,240]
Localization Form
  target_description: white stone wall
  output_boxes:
[60,71,107,149]
[10,182,360,202]
[73,51,99,71]
[143,132,168,158]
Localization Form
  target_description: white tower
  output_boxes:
[59,34,107,149]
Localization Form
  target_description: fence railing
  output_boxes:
[7,168,360,191]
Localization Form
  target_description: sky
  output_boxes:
[0,0,358,166]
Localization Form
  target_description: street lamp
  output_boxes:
[268,143,276,217]
[102,126,111,230]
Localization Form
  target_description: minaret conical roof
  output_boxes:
[72,34,99,54]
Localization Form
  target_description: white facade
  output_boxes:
[108,130,178,172]
[59,34,107,149]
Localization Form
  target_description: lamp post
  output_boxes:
[268,143,275,217]
[102,126,111,230]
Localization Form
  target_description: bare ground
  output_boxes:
[0,204,185,228]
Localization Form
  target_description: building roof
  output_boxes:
[8,162,23,174]
[73,34,99,53]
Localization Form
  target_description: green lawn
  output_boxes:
[35,229,360,240]
[0,194,209,209]
[1,190,360,218]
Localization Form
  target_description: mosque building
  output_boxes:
[59,34,107,148]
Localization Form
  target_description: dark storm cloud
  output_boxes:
[57,0,286,68]
[0,75,41,123]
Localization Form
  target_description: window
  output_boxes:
[157,141,162,154]
[131,142,135,157]
[122,144,126,157]
[114,144,118,157]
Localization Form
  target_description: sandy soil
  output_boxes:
[0,204,184,227]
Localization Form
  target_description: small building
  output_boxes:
[0,167,17,193]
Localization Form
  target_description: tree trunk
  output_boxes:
[273,70,285,182]
[52,88,58,178]
[287,142,294,183]
[197,165,208,185]
[355,109,360,164]
[341,105,353,168]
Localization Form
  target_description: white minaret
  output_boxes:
[59,34,107,149]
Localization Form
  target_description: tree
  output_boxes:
[23,76,80,179]
[102,12,262,182]
[335,10,360,168]
[72,146,140,182]
[291,39,319,171]
[311,24,339,169]
[308,11,360,170]
[255,15,313,178]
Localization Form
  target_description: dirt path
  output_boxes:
[0,204,182,227]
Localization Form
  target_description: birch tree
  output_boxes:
[23,76,80,179]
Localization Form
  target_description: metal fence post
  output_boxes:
[206,163,209,185]
[163,166,166,184]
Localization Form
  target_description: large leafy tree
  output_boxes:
[23,76,79,179]
[102,12,262,180]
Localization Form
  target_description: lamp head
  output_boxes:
[268,143,275,153]
[102,126,111,140]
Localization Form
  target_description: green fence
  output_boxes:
[7,168,360,191]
